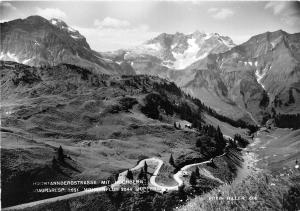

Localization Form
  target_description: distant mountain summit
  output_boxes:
[127,31,235,69]
[101,30,235,85]
[0,16,135,75]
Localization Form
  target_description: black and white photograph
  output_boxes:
[1,0,300,210]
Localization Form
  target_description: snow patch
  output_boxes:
[0,51,20,63]
[68,27,76,33]
[51,19,79,35]
[255,61,258,67]
[171,38,204,69]
[248,61,252,66]
[0,52,4,60]
[255,65,270,90]
[7,52,19,62]
[270,36,282,49]
[70,35,80,39]
[171,43,177,50]
[50,19,57,25]
[22,58,32,64]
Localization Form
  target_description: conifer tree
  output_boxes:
[58,146,64,162]
[195,167,200,178]
[126,169,133,180]
[189,171,197,186]
[138,169,144,180]
[169,154,175,167]
[144,161,148,173]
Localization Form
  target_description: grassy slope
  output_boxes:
[1,61,246,207]
[253,128,300,173]
[178,169,300,211]
[183,87,248,121]
[204,114,248,138]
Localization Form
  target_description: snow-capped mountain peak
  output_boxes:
[126,31,235,69]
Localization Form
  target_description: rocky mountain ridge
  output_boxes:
[0,16,135,75]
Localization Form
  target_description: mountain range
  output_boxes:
[103,30,300,124]
[1,15,299,125]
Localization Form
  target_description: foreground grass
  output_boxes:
[178,169,300,211]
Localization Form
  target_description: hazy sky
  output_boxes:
[1,1,300,51]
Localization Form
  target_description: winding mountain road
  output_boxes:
[3,136,231,210]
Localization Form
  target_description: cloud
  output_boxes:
[34,7,67,20]
[208,8,234,20]
[75,17,158,51]
[264,2,286,15]
[0,2,23,22]
[94,17,130,29]
[264,1,300,27]
[0,2,17,11]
